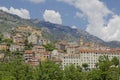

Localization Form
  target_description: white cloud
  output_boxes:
[71,25,77,29]
[28,0,45,3]
[58,0,120,42]
[0,7,30,19]
[43,9,62,24]
[102,15,120,41]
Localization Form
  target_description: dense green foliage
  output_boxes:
[0,55,120,80]
[0,32,3,43]
[24,39,33,50]
[82,63,89,71]
[43,44,56,51]
[0,32,13,45]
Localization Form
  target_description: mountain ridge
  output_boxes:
[0,10,120,48]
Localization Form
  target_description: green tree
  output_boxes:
[111,57,119,67]
[0,32,3,43]
[1,49,13,63]
[43,44,55,51]
[88,56,120,80]
[82,63,89,71]
[3,38,13,44]
[25,41,33,50]
[98,56,112,71]
[76,66,82,72]
[98,56,110,80]
[0,56,34,80]
[106,67,119,80]
[64,64,82,80]
[88,69,102,80]
[36,60,63,80]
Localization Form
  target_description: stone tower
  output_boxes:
[79,36,84,46]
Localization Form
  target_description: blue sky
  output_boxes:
[0,0,120,41]
[0,0,87,29]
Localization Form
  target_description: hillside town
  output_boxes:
[0,26,120,69]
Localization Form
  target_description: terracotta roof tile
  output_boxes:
[25,50,33,54]
[78,49,120,53]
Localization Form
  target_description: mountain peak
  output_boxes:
[0,10,120,48]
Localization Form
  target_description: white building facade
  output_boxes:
[62,49,120,69]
